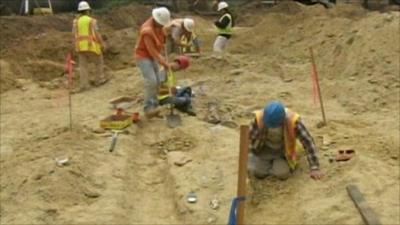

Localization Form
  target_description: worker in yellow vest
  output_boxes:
[248,101,324,180]
[72,1,107,92]
[213,1,234,52]
[180,32,201,54]
[164,18,196,54]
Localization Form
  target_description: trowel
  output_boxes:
[166,104,181,128]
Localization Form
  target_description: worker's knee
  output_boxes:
[273,170,290,180]
[248,166,269,180]
[270,159,291,180]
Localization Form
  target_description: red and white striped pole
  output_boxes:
[310,47,327,126]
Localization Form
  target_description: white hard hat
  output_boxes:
[152,7,171,26]
[183,18,195,32]
[217,2,229,11]
[78,1,91,11]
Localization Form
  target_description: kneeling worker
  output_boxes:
[158,55,196,116]
[248,101,324,180]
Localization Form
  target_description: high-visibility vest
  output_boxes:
[180,33,198,53]
[254,108,302,170]
[158,70,176,101]
[74,15,102,55]
[217,13,233,35]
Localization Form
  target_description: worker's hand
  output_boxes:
[169,62,181,71]
[170,86,177,95]
[310,169,324,180]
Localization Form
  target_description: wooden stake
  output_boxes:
[68,89,72,131]
[236,125,249,225]
[309,47,327,125]
[66,52,73,131]
[347,185,382,225]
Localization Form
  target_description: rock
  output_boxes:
[229,68,245,76]
[368,79,378,84]
[383,13,393,22]
[99,133,112,138]
[33,174,44,180]
[345,35,354,44]
[349,77,355,81]
[322,146,329,151]
[36,134,49,140]
[326,33,335,38]
[316,121,326,129]
[169,152,192,167]
[84,190,101,198]
[209,198,220,210]
[92,127,106,134]
[205,115,221,125]
[391,155,398,160]
[207,215,217,224]
[220,120,238,129]
[323,135,334,146]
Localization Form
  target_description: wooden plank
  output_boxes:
[236,125,249,225]
[346,185,382,225]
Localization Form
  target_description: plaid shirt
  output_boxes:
[249,118,320,170]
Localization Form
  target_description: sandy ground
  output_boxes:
[1,2,399,225]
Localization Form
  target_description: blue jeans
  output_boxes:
[137,59,160,112]
[159,87,193,111]
[248,149,291,180]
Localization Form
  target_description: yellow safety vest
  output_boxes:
[254,108,303,170]
[217,13,233,35]
[180,33,197,53]
[158,70,176,101]
[74,15,102,55]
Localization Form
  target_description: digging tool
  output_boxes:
[164,45,181,128]
[109,130,121,152]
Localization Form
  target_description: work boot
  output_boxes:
[185,106,197,117]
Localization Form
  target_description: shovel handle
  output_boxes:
[109,132,118,152]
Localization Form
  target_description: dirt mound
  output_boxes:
[0,2,399,225]
[0,60,24,93]
[231,3,399,116]
[101,3,152,30]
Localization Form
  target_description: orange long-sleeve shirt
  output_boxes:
[134,17,168,67]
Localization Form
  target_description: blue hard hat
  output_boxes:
[263,101,286,128]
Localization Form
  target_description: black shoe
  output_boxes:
[185,106,196,117]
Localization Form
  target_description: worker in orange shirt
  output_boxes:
[134,7,175,119]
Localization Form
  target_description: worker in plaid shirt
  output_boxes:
[248,101,324,180]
